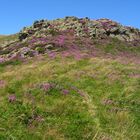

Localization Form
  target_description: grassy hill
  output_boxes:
[0,34,18,46]
[0,17,140,140]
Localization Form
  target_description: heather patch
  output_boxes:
[0,80,6,88]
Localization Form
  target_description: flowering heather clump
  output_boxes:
[61,51,71,57]
[48,52,57,59]
[74,53,83,60]
[40,82,54,92]
[0,80,6,88]
[62,89,70,95]
[28,115,45,127]
[0,57,5,63]
[66,47,87,60]
[29,39,36,44]
[29,37,48,47]
[38,37,47,42]
[56,35,65,46]
[60,43,88,60]
[8,94,16,102]
[101,21,117,31]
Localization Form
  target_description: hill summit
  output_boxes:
[19,17,140,42]
[0,17,140,63]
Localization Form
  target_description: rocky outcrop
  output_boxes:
[19,17,140,42]
[0,17,140,63]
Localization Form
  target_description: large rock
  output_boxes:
[19,33,28,41]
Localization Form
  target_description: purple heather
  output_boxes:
[8,94,16,102]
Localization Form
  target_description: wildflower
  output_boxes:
[41,83,53,91]
[8,94,16,102]
[61,51,71,57]
[75,54,82,60]
[30,39,36,43]
[0,80,5,88]
[62,89,69,95]
[48,52,56,59]
[57,35,65,46]
[0,57,5,63]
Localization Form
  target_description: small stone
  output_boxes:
[45,44,54,50]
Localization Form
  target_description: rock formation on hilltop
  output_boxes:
[0,17,140,63]
[19,17,140,42]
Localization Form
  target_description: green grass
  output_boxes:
[0,54,140,140]
[0,34,18,45]
[95,39,140,55]
[0,60,22,67]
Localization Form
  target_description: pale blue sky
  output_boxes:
[0,0,140,34]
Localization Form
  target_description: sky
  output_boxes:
[0,0,140,35]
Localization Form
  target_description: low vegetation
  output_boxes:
[0,17,140,140]
[0,53,140,139]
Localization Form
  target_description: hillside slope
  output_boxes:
[0,17,140,140]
